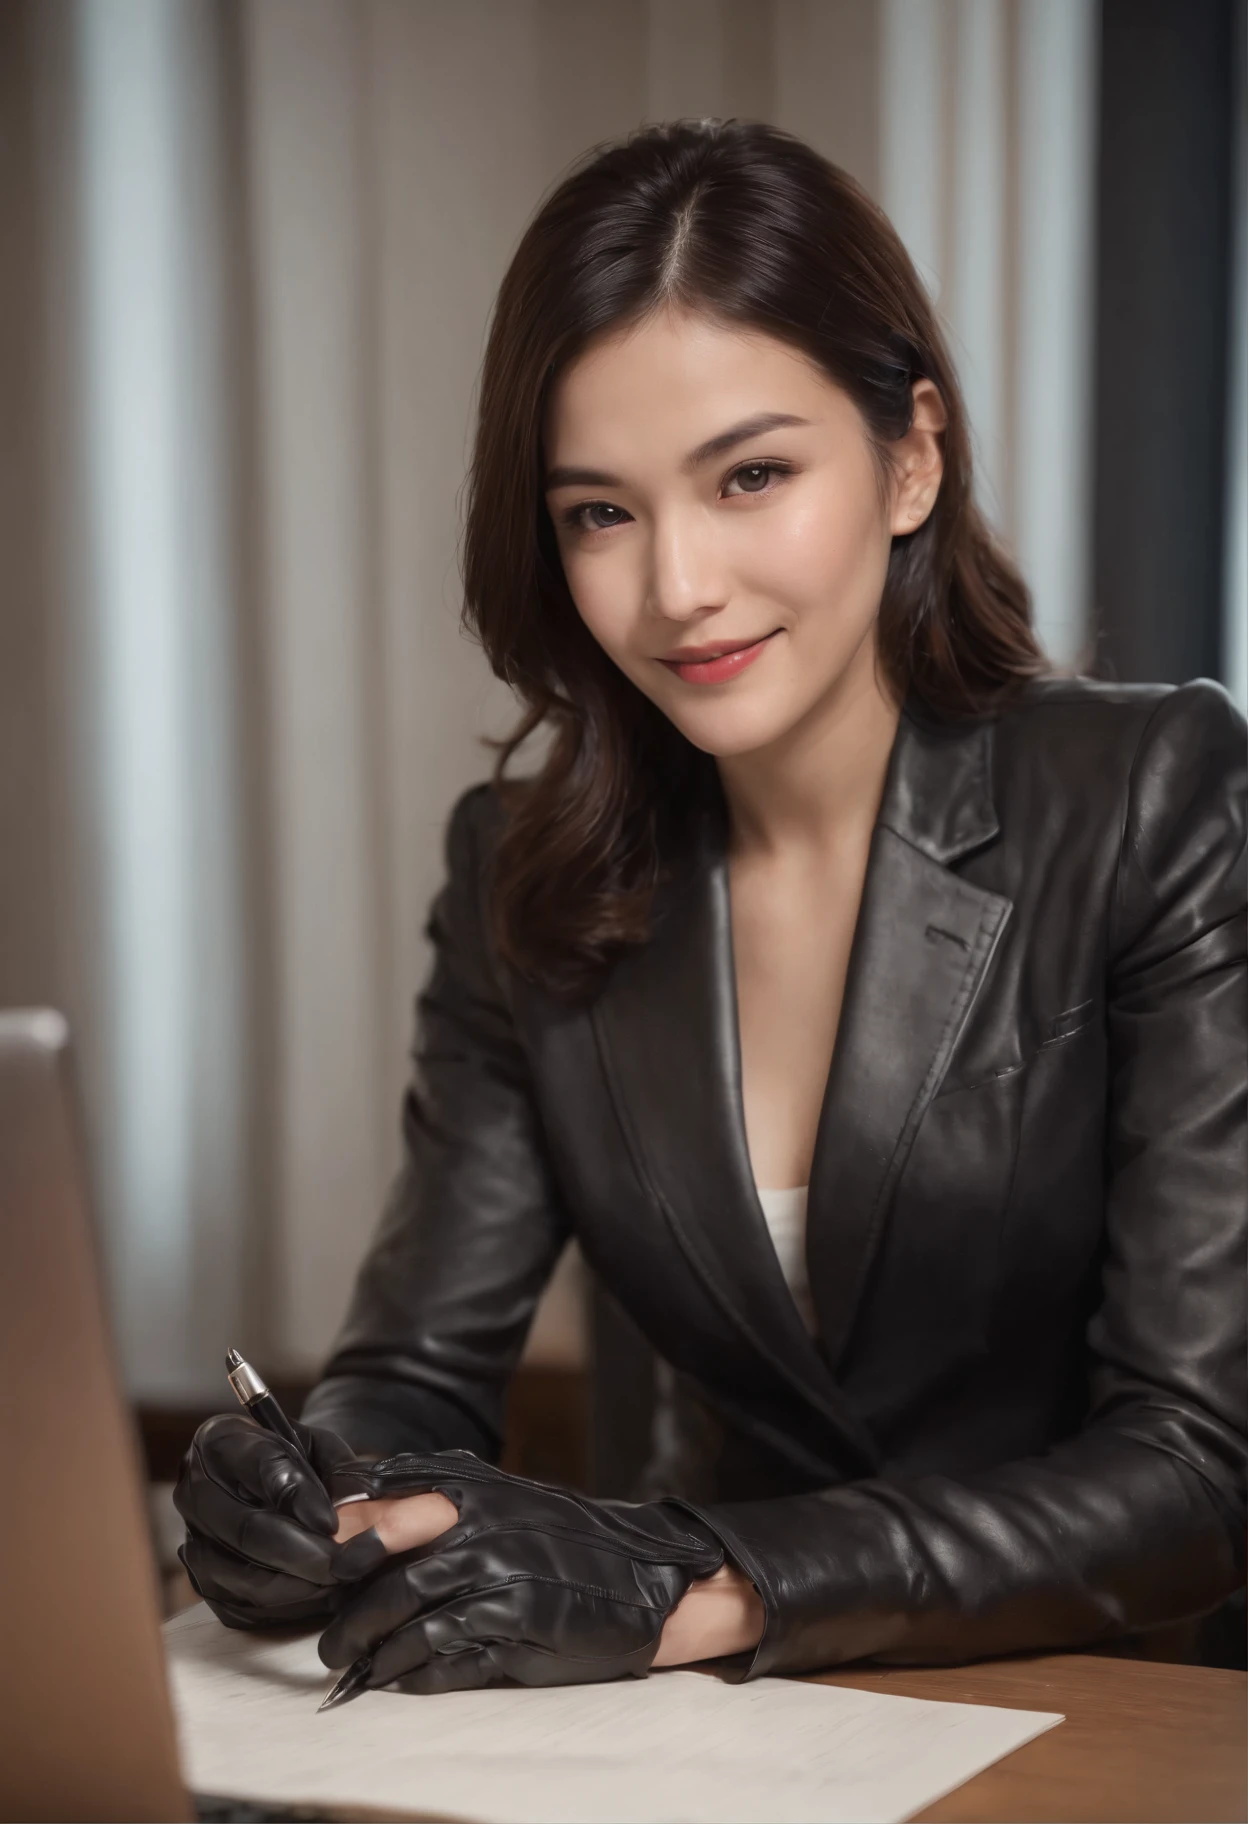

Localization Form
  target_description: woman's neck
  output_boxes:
[716,641,901,860]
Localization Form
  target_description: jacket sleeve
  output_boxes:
[300,783,571,1460]
[683,680,1248,1675]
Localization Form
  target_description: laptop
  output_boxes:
[0,1008,191,1822]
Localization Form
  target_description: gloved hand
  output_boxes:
[317,1450,726,1693]
[173,1412,386,1630]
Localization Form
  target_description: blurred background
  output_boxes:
[1,0,1245,1551]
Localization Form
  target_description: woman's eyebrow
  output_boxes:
[544,411,811,491]
[682,410,811,471]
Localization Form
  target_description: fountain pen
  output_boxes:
[226,1346,376,1711]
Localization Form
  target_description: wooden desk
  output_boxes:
[814,1654,1247,1822]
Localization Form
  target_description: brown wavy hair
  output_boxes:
[461,119,1042,997]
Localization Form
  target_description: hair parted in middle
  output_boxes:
[461,117,1043,998]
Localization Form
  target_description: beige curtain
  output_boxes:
[2,0,1096,1399]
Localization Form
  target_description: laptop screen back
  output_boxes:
[0,1010,189,1822]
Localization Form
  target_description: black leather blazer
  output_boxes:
[304,677,1247,1674]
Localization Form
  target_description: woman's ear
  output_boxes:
[888,378,947,536]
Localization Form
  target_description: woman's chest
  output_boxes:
[514,799,1116,1334]
[729,842,870,1190]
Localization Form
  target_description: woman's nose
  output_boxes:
[645,508,727,622]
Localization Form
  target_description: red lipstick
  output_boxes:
[658,631,778,685]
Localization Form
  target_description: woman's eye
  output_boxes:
[724,461,787,497]
[566,501,630,533]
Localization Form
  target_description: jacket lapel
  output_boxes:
[807,706,1012,1368]
[590,806,861,1446]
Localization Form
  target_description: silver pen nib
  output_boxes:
[318,1657,373,1712]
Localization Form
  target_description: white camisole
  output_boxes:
[755,1184,815,1331]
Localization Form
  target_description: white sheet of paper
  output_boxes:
[164,1602,1061,1824]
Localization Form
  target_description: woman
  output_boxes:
[176,120,1246,1693]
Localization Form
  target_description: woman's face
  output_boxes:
[543,308,941,758]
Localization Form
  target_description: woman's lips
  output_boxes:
[658,631,778,685]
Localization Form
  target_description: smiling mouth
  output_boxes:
[658,630,781,685]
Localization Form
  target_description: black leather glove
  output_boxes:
[317,1451,726,1693]
[173,1412,386,1630]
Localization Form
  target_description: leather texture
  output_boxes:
[173,1413,386,1629]
[302,677,1248,1677]
[318,1450,724,1691]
